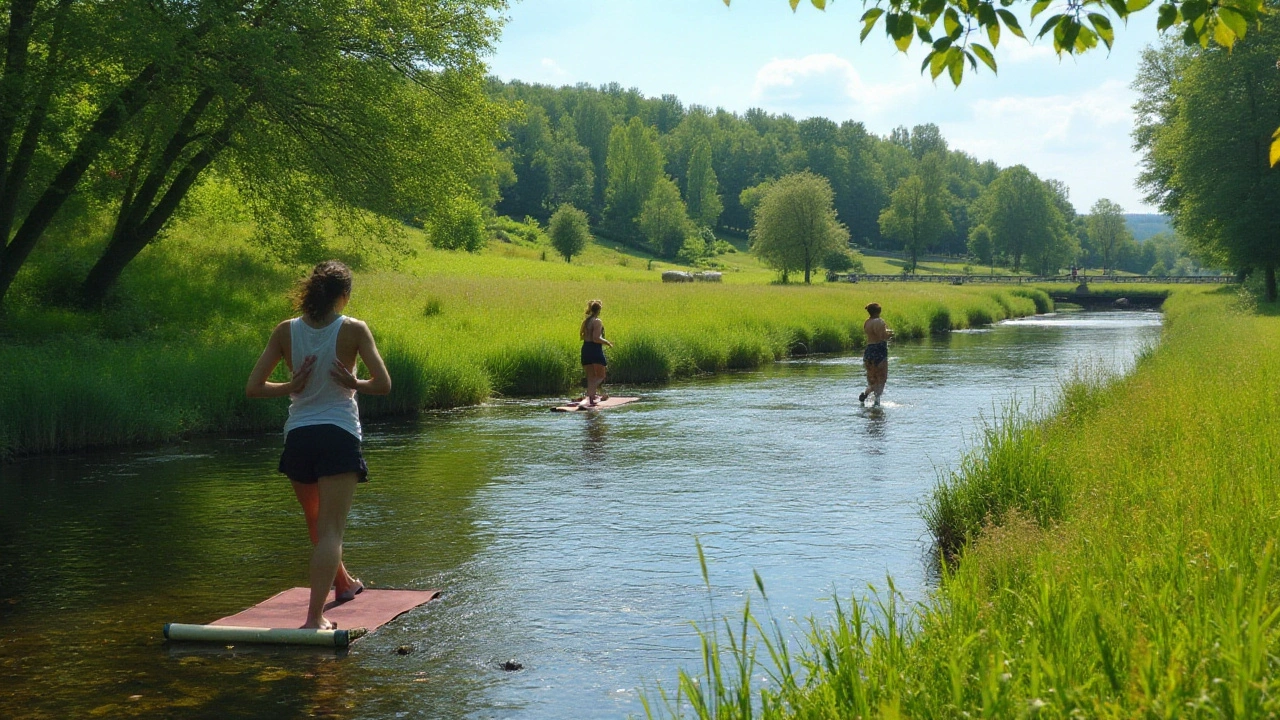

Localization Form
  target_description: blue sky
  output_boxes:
[488,0,1167,214]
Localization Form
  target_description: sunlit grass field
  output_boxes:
[647,287,1280,718]
[0,217,1051,458]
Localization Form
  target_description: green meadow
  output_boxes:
[0,218,1051,460]
[647,286,1280,718]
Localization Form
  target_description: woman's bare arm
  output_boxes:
[330,320,392,395]
[246,322,315,398]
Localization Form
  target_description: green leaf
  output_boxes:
[1156,3,1178,31]
[1055,17,1081,52]
[987,20,1002,46]
[1181,0,1208,22]
[929,48,949,79]
[1270,126,1280,167]
[893,14,916,51]
[860,8,885,41]
[933,36,954,51]
[972,42,998,71]
[947,47,964,85]
[997,9,1026,37]
[1038,13,1065,39]
[1218,6,1248,39]
[1213,15,1236,48]
[921,0,947,16]
[1031,0,1053,21]
[1088,13,1114,49]
[944,8,963,38]
[964,49,978,71]
[810,0,827,8]
[1106,0,1129,17]
[917,23,935,43]
[1126,0,1155,11]
[977,3,998,27]
[789,0,800,10]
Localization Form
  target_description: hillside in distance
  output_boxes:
[1125,214,1173,241]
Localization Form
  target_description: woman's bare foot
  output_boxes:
[302,617,337,630]
[336,578,364,602]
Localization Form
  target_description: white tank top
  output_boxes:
[283,315,362,440]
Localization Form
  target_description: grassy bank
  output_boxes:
[649,287,1280,718]
[0,222,1051,459]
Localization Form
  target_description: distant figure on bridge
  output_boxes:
[1071,265,1078,282]
[860,302,893,407]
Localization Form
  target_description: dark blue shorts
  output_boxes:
[863,341,888,366]
[581,341,607,367]
[278,424,368,484]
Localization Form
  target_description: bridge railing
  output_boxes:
[827,273,1238,285]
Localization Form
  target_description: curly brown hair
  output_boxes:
[293,260,352,321]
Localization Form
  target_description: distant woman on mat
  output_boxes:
[245,260,391,630]
[579,299,613,406]
[860,302,893,407]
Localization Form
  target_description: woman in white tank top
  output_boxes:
[245,260,392,630]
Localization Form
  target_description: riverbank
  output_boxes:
[0,226,1053,459]
[652,287,1280,717]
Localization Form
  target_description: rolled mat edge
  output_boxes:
[163,623,367,647]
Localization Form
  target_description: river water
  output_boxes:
[0,310,1161,719]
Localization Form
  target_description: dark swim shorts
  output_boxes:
[863,341,888,366]
[581,341,607,367]
[278,424,368,484]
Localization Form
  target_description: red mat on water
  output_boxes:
[211,588,440,632]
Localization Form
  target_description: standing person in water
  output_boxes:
[578,299,613,407]
[860,302,893,407]
[245,260,391,630]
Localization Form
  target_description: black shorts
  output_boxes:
[581,341,607,367]
[863,341,888,366]
[278,424,368,484]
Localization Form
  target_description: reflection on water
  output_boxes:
[0,311,1162,719]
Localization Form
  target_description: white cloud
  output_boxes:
[1002,42,1058,65]
[943,79,1147,211]
[538,57,570,81]
[751,53,921,119]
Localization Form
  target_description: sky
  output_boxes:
[487,0,1168,214]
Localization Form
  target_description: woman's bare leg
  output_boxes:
[303,472,358,629]
[292,482,359,596]
[598,366,609,400]
[585,365,601,402]
[871,361,888,402]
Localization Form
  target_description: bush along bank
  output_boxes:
[0,284,1050,460]
[647,288,1280,718]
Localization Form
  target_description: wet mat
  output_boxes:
[552,396,639,412]
[212,587,440,631]
[164,588,440,647]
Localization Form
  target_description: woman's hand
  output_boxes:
[330,359,359,390]
[289,355,317,393]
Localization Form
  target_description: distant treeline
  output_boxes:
[482,79,1202,276]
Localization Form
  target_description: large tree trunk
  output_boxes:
[80,100,247,305]
[0,0,39,205]
[0,63,159,307]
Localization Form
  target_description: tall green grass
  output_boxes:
[0,219,1054,459]
[647,288,1280,718]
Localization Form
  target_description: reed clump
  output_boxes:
[649,288,1280,718]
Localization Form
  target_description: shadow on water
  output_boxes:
[0,311,1163,719]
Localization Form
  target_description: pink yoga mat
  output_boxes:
[551,396,639,412]
[211,588,440,634]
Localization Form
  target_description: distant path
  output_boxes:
[829,273,1237,285]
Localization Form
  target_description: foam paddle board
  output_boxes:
[552,396,640,412]
[164,587,440,647]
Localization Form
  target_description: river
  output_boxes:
[0,310,1162,719]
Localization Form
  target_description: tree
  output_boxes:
[1086,199,1130,273]
[0,0,507,308]
[544,118,595,213]
[430,196,487,252]
[572,92,612,216]
[877,153,952,273]
[684,139,723,227]
[639,176,690,258]
[548,203,591,263]
[968,225,995,274]
[604,117,665,245]
[1134,26,1280,299]
[750,171,849,284]
[973,165,1063,273]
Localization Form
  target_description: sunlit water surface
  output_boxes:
[0,310,1161,719]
